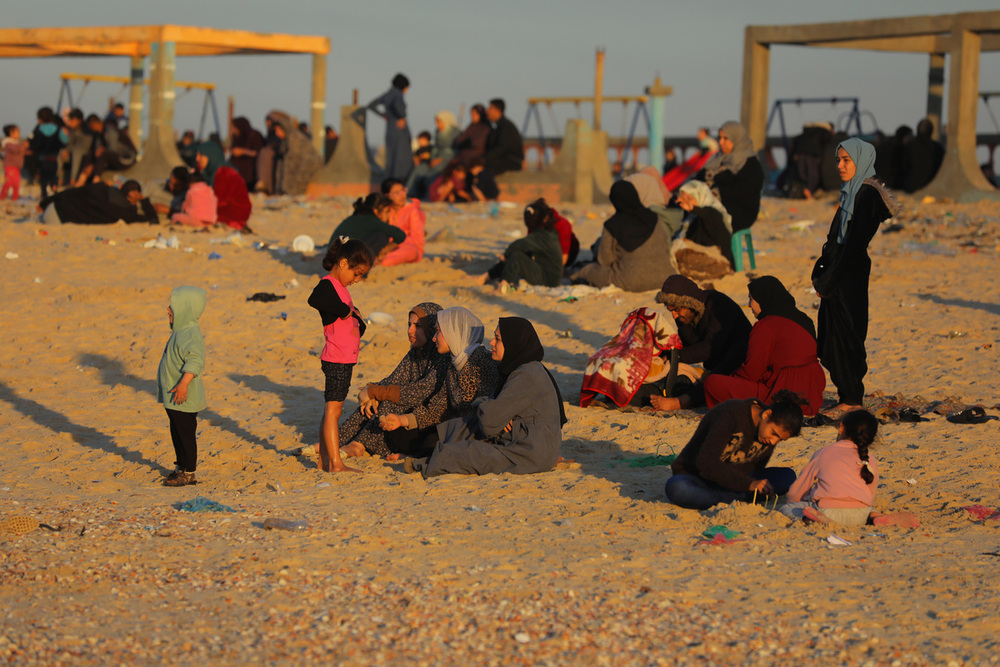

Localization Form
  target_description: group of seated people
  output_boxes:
[405,99,521,202]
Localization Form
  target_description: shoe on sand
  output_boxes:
[402,458,419,475]
[163,471,197,487]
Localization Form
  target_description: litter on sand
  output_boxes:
[178,496,240,513]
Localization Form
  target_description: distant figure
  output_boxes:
[454,103,490,166]
[875,125,912,190]
[268,110,323,195]
[812,138,899,417]
[413,131,433,168]
[465,156,499,201]
[60,109,91,188]
[76,113,137,185]
[171,172,217,228]
[194,142,252,230]
[406,110,460,199]
[229,117,264,191]
[902,118,944,193]
[483,98,524,176]
[176,130,198,169]
[662,147,678,174]
[429,162,470,203]
[39,179,158,225]
[324,125,339,163]
[367,73,413,181]
[476,199,565,288]
[570,180,676,292]
[2,124,27,204]
[663,127,717,192]
[104,102,126,130]
[330,194,406,263]
[380,178,426,266]
[28,106,67,199]
[698,121,764,232]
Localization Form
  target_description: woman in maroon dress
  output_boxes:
[703,275,825,415]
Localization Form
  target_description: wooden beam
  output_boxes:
[807,35,950,53]
[60,72,215,90]
[160,25,329,54]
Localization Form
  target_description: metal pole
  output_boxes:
[647,76,670,171]
[594,48,605,131]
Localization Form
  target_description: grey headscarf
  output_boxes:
[703,121,756,186]
[437,306,484,371]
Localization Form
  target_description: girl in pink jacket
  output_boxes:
[171,173,218,228]
[783,409,879,525]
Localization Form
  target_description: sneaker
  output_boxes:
[163,471,197,487]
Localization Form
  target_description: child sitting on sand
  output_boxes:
[308,238,374,473]
[158,287,208,487]
[782,409,879,525]
[475,200,564,289]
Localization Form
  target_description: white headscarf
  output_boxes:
[435,110,458,131]
[437,306,484,370]
[680,180,733,232]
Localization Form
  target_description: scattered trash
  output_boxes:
[279,312,288,320]
[514,632,531,644]
[905,479,917,485]
[466,505,483,512]
[178,496,239,513]
[5,252,19,259]
[487,202,499,217]
[284,278,300,289]
[367,312,394,325]
[827,535,853,546]
[0,515,62,535]
[210,232,248,247]
[787,220,815,231]
[34,277,41,283]
[37,229,48,236]
[142,234,180,250]
[559,296,578,303]
[263,518,309,531]
[315,482,331,488]
[696,525,743,546]
[266,482,286,495]
[556,329,574,339]
[947,331,967,339]
[208,252,223,260]
[963,505,1000,522]
[246,293,286,303]
[292,235,315,253]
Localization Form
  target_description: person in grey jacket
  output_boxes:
[405,317,566,478]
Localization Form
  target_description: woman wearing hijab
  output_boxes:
[703,276,826,415]
[405,110,460,199]
[268,110,323,196]
[380,306,499,457]
[569,180,677,292]
[368,73,413,181]
[678,180,736,268]
[699,121,764,232]
[340,303,449,459]
[228,117,265,190]
[405,317,566,478]
[195,142,252,230]
[453,103,490,166]
[625,167,684,242]
[811,138,899,416]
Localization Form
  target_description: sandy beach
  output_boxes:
[1,189,999,665]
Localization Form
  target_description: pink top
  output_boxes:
[2,139,25,170]
[177,182,218,224]
[787,440,879,509]
[389,199,426,258]
[321,276,360,364]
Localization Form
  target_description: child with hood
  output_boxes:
[158,287,208,487]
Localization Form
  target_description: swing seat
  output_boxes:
[731,228,756,272]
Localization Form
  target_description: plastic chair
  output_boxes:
[731,228,756,272]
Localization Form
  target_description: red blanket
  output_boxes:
[580,307,683,407]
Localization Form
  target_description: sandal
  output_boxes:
[946,407,998,425]
[898,407,927,423]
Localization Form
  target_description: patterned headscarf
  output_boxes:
[410,302,442,352]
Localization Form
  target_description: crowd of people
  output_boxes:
[2,92,915,525]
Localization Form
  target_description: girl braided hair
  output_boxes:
[840,409,879,484]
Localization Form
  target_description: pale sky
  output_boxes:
[4,1,1000,156]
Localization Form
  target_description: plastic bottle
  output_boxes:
[262,518,309,531]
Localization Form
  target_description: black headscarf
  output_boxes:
[392,73,410,90]
[603,180,659,252]
[748,275,816,340]
[496,317,567,427]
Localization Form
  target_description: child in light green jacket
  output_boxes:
[158,286,207,486]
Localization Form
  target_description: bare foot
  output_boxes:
[473,272,489,285]
[650,395,682,411]
[385,453,401,462]
[821,403,862,418]
[341,441,368,458]
[324,461,361,473]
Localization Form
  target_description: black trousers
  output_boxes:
[166,409,199,472]
[818,279,870,406]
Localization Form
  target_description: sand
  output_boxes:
[1,188,999,666]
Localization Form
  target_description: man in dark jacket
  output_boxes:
[483,98,524,176]
[650,275,752,411]
[39,179,158,225]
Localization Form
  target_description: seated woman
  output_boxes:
[171,172,217,228]
[340,303,447,458]
[329,194,406,263]
[380,178,426,266]
[404,317,566,478]
[664,389,805,510]
[625,167,683,241]
[569,180,677,292]
[782,409,879,526]
[195,142,252,231]
[229,117,265,191]
[453,103,490,167]
[678,180,735,267]
[428,162,470,203]
[406,110,460,199]
[697,121,764,233]
[703,276,825,415]
[476,200,564,289]
[380,306,499,457]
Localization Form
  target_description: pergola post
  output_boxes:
[129,40,182,182]
[926,52,945,140]
[310,53,326,156]
[128,55,144,151]
[922,27,996,200]
[740,29,770,153]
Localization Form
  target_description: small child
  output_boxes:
[476,200,565,289]
[466,156,499,201]
[413,131,433,166]
[308,238,375,473]
[782,409,879,525]
[171,171,218,227]
[158,286,208,487]
[2,125,26,205]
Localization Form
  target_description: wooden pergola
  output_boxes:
[0,25,330,180]
[741,11,1000,201]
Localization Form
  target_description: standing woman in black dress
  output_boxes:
[811,138,899,416]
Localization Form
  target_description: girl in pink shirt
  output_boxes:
[308,238,375,473]
[783,409,879,525]
[171,173,218,228]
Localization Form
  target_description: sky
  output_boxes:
[4,0,1000,162]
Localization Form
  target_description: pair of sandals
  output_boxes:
[946,406,999,425]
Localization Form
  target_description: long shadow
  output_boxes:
[563,435,674,503]
[264,245,326,277]
[0,379,165,472]
[228,372,326,445]
[915,293,1000,317]
[78,353,291,457]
